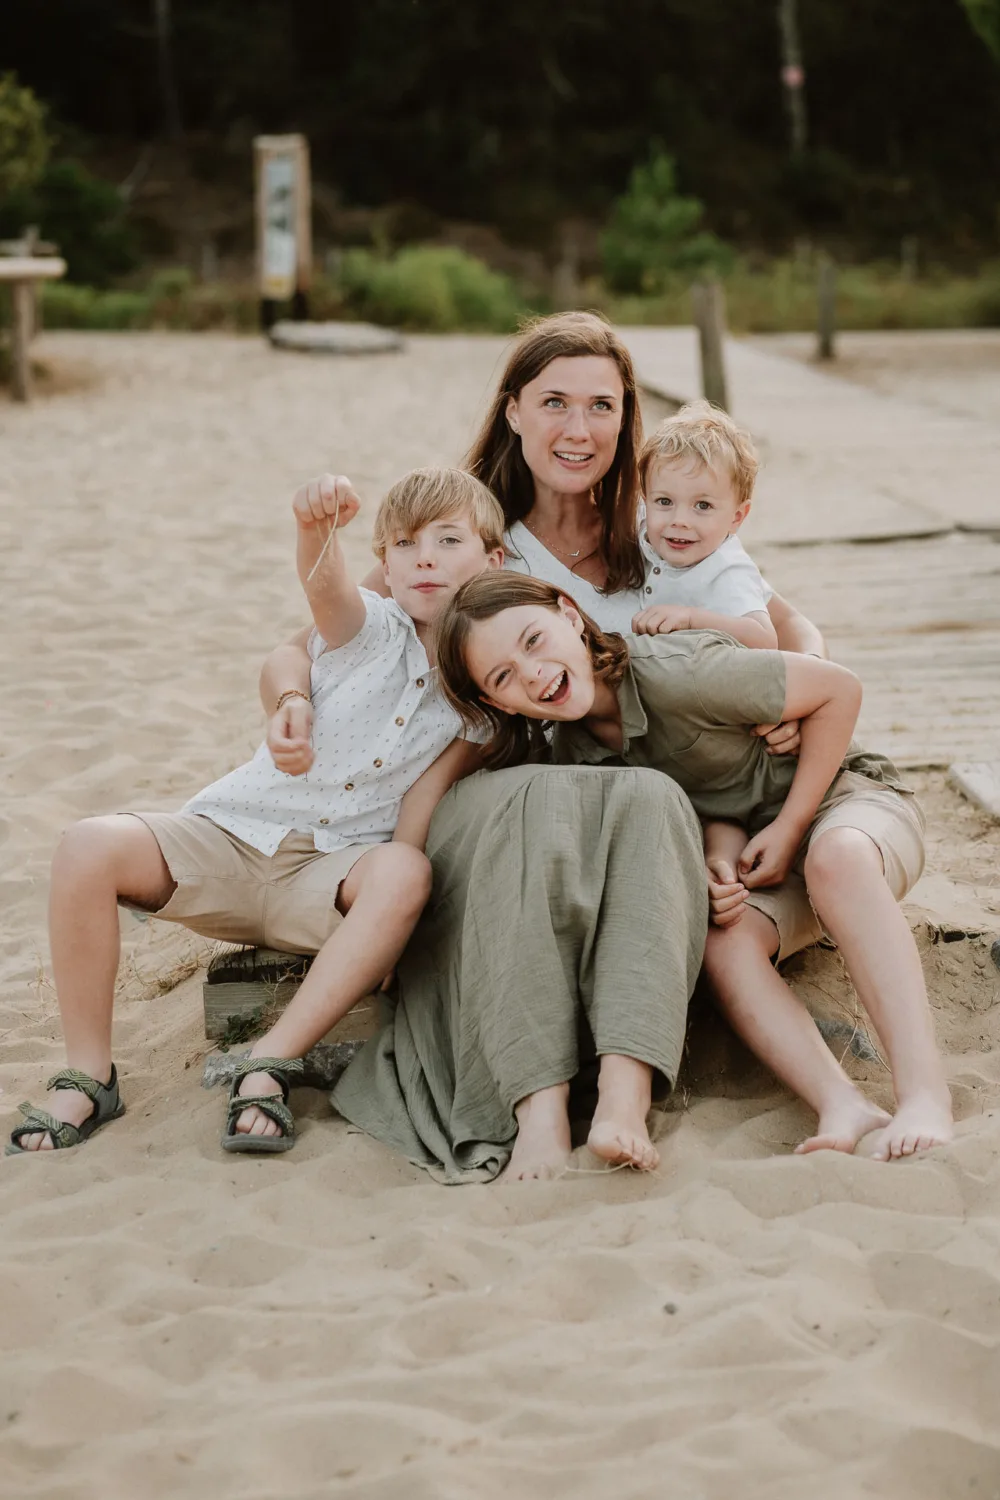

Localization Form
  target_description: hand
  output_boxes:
[292,473,361,530]
[631,604,693,635]
[267,697,314,776]
[737,819,801,889]
[753,720,801,756]
[705,857,747,928]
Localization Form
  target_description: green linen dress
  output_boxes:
[332,762,708,1183]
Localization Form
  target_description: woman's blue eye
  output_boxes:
[544,397,564,408]
[593,400,613,411]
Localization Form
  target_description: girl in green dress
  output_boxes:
[435,571,953,1163]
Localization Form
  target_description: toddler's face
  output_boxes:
[644,457,749,569]
[382,509,504,625]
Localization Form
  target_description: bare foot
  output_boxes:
[232,1069,286,1139]
[501,1083,572,1181]
[587,1054,659,1172]
[795,1090,891,1156]
[12,1084,98,1152]
[868,1090,954,1161]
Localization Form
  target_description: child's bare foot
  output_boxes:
[795,1089,890,1156]
[868,1089,954,1161]
[501,1083,572,1181]
[232,1070,287,1139]
[587,1054,659,1172]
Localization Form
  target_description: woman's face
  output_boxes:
[464,600,596,721]
[506,355,625,497]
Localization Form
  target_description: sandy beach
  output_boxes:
[2,330,999,1500]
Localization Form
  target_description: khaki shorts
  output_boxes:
[125,813,379,954]
[744,772,926,963]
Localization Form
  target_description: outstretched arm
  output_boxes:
[294,472,367,648]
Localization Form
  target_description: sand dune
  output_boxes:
[1,332,999,1499]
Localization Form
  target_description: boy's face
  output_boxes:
[644,457,750,569]
[382,509,504,625]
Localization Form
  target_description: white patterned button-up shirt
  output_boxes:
[184,591,465,855]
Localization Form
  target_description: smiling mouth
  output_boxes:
[664,537,697,549]
[553,451,592,465]
[538,669,570,706]
[412,581,447,590]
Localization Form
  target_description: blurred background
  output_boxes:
[3,0,1000,338]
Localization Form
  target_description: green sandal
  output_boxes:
[221,1056,305,1154]
[6,1065,125,1156]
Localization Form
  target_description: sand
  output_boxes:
[2,331,1000,1500]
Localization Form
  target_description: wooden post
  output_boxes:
[816,254,836,361]
[10,280,34,401]
[691,279,729,410]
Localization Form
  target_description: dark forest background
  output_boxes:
[4,0,1000,332]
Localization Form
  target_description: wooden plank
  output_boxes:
[0,257,66,281]
[949,763,1000,820]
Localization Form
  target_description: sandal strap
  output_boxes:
[229,1056,304,1102]
[11,1104,83,1150]
[47,1066,118,1107]
[226,1092,295,1138]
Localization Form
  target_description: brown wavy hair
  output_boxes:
[465,311,645,593]
[435,572,630,770]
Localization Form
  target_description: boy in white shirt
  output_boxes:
[9,468,505,1158]
[631,402,778,649]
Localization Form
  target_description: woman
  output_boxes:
[433,572,951,1162]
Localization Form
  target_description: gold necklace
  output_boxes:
[524,518,600,566]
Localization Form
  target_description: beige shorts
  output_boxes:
[744,772,926,963]
[125,813,379,954]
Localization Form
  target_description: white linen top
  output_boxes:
[184,590,464,856]
[503,521,644,633]
[637,527,772,616]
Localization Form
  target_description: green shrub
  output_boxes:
[602,151,735,295]
[0,73,50,201]
[0,159,137,286]
[337,245,526,331]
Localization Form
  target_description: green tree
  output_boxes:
[601,151,733,295]
[0,72,50,204]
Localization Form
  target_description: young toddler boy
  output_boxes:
[632,401,778,650]
[8,467,505,1158]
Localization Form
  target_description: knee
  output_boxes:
[703,908,776,977]
[361,843,433,913]
[804,827,881,894]
[53,817,121,879]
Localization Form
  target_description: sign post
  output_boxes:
[253,134,312,331]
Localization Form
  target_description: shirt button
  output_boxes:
[653,567,661,575]
[344,782,354,791]
[415,678,425,688]
[645,586,652,594]
[318,817,329,825]
[373,758,382,768]
[395,716,404,726]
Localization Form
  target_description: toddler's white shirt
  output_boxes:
[184,590,465,856]
[638,524,772,616]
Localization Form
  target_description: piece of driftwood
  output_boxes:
[203,944,311,1040]
[202,1040,363,1090]
[949,762,1000,821]
[268,319,404,355]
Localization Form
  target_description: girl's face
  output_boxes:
[506,355,625,497]
[464,600,596,722]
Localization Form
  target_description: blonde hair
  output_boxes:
[372,466,505,560]
[639,400,759,507]
[465,311,645,593]
[435,572,629,770]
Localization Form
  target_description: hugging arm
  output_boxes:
[393,740,483,851]
[632,604,777,649]
[766,592,827,658]
[739,654,862,887]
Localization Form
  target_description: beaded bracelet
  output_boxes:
[275,689,310,712]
